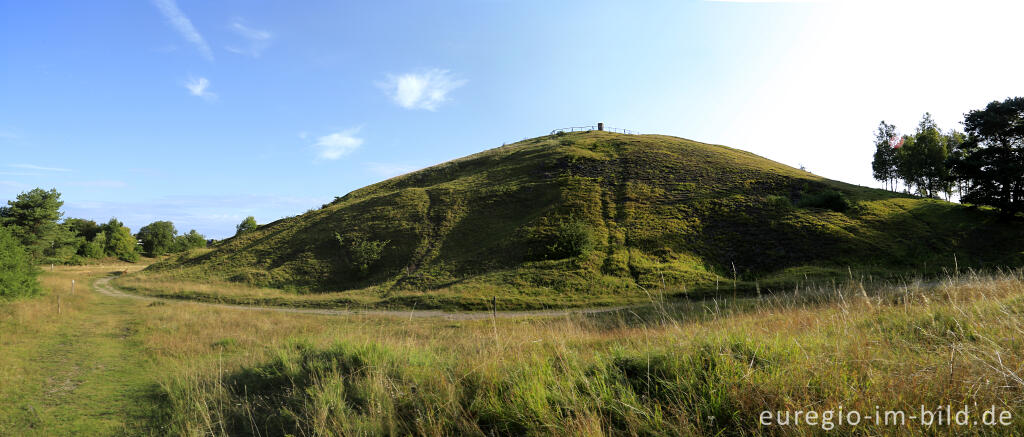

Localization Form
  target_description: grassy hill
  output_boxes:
[142,131,1024,308]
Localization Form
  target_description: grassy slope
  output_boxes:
[143,131,1024,308]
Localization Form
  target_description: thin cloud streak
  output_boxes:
[9,164,71,172]
[153,0,214,61]
[70,180,128,189]
[226,19,272,57]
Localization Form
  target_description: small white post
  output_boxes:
[71,279,75,295]
[50,264,53,271]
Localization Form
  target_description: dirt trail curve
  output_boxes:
[92,276,635,321]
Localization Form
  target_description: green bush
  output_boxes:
[336,233,389,275]
[796,189,850,212]
[546,217,595,259]
[0,226,41,300]
[765,195,792,210]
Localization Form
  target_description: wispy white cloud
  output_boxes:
[225,19,272,57]
[366,162,421,178]
[379,69,466,111]
[0,130,19,140]
[9,164,71,172]
[70,180,127,189]
[313,128,363,160]
[185,77,216,99]
[0,172,43,177]
[153,0,214,61]
[0,180,28,189]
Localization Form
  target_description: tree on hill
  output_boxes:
[949,97,1024,215]
[236,216,258,236]
[175,229,207,251]
[871,121,900,191]
[102,218,139,262]
[137,220,177,256]
[0,226,41,300]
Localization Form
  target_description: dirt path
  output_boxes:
[92,276,637,321]
[0,271,159,435]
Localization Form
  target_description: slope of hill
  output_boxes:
[144,131,1024,307]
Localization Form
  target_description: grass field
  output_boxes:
[3,261,1024,435]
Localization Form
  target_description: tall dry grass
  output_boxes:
[140,269,1024,436]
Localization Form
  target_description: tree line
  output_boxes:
[0,187,210,299]
[872,96,1024,215]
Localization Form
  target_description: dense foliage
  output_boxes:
[103,218,139,262]
[0,188,78,262]
[950,97,1024,215]
[235,216,258,236]
[872,97,1024,214]
[0,225,41,299]
[137,221,177,256]
[336,233,389,275]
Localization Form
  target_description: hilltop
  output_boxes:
[142,131,1024,308]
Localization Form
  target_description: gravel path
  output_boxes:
[92,276,636,320]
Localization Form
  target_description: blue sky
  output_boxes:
[2,1,1022,238]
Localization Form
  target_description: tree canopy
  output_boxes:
[103,218,139,262]
[176,229,208,251]
[871,121,899,191]
[236,216,258,236]
[0,188,69,260]
[137,220,177,256]
[950,97,1024,215]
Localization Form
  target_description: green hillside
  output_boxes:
[145,131,1024,307]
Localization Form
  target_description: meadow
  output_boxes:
[3,261,1024,435]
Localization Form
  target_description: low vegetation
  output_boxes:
[6,262,1024,435]
[0,226,40,300]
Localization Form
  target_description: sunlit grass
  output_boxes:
[5,263,1024,435]
[149,269,1024,435]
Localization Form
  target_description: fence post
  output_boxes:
[71,279,75,295]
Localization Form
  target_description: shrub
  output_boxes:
[0,226,41,299]
[796,189,850,212]
[336,233,389,275]
[765,195,792,210]
[546,217,595,259]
